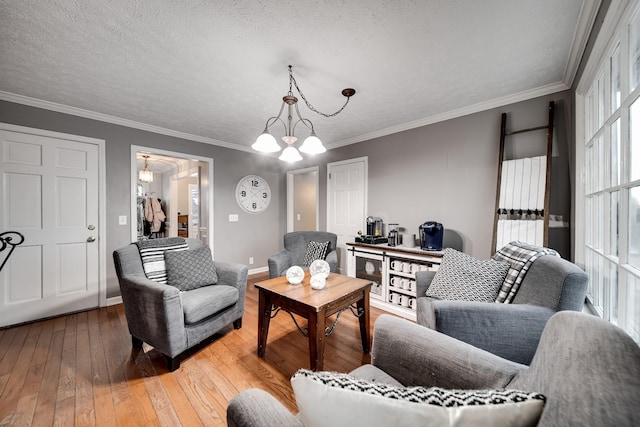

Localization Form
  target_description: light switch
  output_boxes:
[118,215,127,225]
[229,214,239,222]
[297,214,301,221]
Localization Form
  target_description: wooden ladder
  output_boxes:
[491,101,555,254]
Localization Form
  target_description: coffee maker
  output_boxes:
[419,221,444,251]
[366,216,383,237]
[356,216,388,244]
[387,223,399,247]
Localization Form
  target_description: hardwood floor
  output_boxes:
[0,272,387,426]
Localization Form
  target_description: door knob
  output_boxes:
[87,236,96,242]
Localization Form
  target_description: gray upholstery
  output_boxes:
[415,255,588,365]
[227,312,640,427]
[268,231,338,278]
[113,238,248,371]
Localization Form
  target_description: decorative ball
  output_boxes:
[309,259,330,278]
[310,274,326,290]
[286,265,305,285]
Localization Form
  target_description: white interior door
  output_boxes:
[0,127,100,327]
[327,157,367,274]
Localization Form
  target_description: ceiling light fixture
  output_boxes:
[252,65,355,162]
[138,155,154,183]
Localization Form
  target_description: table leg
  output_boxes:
[357,288,371,353]
[307,310,326,371]
[257,291,271,358]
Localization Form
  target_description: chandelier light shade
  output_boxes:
[138,155,153,183]
[253,65,355,162]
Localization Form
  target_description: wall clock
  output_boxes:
[235,175,271,213]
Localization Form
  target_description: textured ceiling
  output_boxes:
[0,0,598,153]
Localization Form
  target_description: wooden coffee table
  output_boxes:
[255,272,372,371]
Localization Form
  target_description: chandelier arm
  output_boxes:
[292,118,315,135]
[290,73,352,118]
[292,102,315,133]
[263,115,288,135]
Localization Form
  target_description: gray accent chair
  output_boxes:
[415,255,588,365]
[227,312,640,426]
[268,231,338,278]
[113,238,248,371]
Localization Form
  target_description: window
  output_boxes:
[577,2,640,342]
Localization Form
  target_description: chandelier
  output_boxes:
[138,155,153,183]
[252,65,355,162]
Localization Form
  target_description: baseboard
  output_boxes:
[248,266,269,275]
[106,296,123,306]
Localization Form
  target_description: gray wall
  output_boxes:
[288,90,573,260]
[0,100,287,298]
[1,89,573,298]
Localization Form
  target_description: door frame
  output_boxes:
[287,166,319,232]
[0,122,107,307]
[130,146,214,250]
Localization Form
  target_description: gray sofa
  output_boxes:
[268,231,338,278]
[415,254,588,365]
[227,312,640,426]
[113,238,248,371]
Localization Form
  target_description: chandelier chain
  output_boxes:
[289,69,352,118]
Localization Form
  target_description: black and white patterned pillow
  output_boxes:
[136,237,188,284]
[426,248,510,302]
[302,241,330,266]
[164,246,217,291]
[291,369,545,427]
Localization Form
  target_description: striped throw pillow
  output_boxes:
[136,237,188,284]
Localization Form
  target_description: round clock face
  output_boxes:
[236,175,271,213]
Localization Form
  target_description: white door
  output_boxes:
[0,126,100,327]
[327,157,367,273]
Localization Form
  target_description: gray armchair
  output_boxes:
[415,255,588,365]
[227,312,640,426]
[268,231,338,278]
[113,238,248,371]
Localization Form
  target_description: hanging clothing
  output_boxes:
[144,197,166,233]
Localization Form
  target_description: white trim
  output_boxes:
[1,80,571,154]
[562,0,603,86]
[576,0,630,93]
[0,90,253,153]
[328,82,570,149]
[106,296,123,306]
[0,122,108,308]
[286,166,320,232]
[131,146,215,251]
[248,266,269,275]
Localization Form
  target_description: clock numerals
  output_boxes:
[236,175,271,213]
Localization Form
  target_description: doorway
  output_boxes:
[287,167,319,232]
[130,146,214,250]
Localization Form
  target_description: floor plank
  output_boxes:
[0,272,390,425]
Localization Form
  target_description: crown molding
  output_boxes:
[328,81,570,149]
[0,91,254,153]
[562,0,602,87]
[1,79,569,154]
